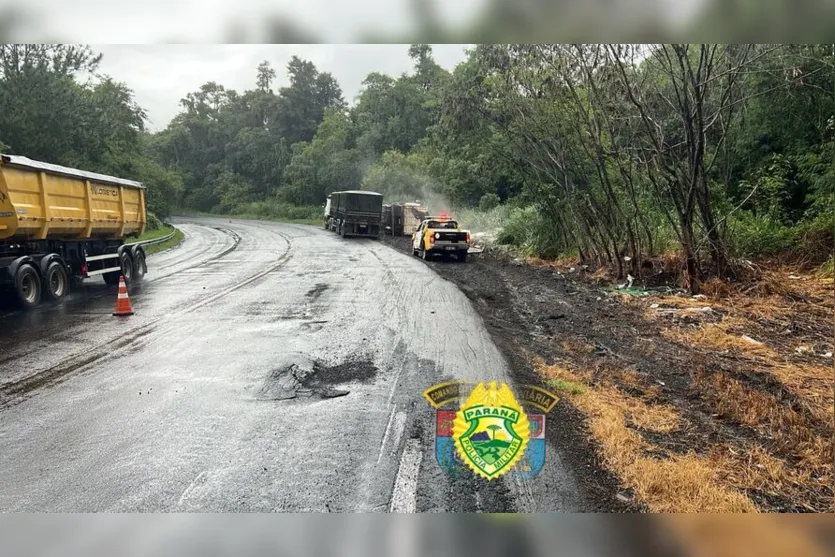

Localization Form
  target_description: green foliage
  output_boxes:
[231,200,321,222]
[361,150,435,200]
[479,193,500,211]
[145,212,165,231]
[496,206,565,259]
[547,378,585,396]
[729,212,799,258]
[2,42,830,275]
[730,210,834,263]
[455,205,509,233]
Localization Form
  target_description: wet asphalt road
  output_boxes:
[0,217,607,517]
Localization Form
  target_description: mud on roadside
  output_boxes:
[381,235,834,513]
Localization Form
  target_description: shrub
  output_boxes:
[478,193,501,212]
[231,200,321,221]
[496,205,565,259]
[729,212,798,258]
[145,212,164,231]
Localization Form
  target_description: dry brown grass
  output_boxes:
[533,358,757,513]
[700,277,734,299]
[664,318,776,356]
[695,371,833,471]
[636,265,833,511]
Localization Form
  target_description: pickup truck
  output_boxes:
[410,216,471,262]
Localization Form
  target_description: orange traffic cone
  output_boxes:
[112,276,134,316]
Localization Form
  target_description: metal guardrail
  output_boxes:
[126,227,177,247]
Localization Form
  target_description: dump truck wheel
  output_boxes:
[457,250,468,263]
[119,252,134,284]
[133,251,147,282]
[44,261,69,300]
[15,264,42,308]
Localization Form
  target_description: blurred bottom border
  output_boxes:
[1,514,833,557]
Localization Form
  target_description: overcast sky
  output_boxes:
[93,45,471,131]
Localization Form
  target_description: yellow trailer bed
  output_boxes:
[0,154,146,241]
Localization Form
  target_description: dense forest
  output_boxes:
[0,44,832,289]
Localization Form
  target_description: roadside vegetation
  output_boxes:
[129,213,184,255]
[142,228,184,255]
[3,45,830,286]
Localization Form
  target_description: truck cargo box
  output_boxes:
[0,155,146,241]
[328,190,382,238]
[403,202,428,236]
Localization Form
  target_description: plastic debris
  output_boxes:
[650,303,660,309]
[823,352,833,359]
[618,274,635,289]
[692,294,707,299]
[741,335,764,346]
[616,493,633,504]
[788,275,801,280]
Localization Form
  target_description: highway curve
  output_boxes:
[0,218,640,530]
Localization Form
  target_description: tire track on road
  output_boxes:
[0,226,293,408]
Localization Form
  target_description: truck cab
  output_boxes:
[411,215,471,262]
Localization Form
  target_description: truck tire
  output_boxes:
[133,250,147,282]
[458,250,468,263]
[120,252,134,284]
[15,264,42,308]
[44,261,69,300]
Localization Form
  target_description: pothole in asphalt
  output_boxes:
[257,358,379,402]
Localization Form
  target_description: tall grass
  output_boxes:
[230,201,322,222]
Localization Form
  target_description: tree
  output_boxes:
[271,56,345,146]
[0,44,101,78]
[256,61,276,92]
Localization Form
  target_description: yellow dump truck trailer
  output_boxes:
[0,154,149,308]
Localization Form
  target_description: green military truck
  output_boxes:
[325,191,383,238]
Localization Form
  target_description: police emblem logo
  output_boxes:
[453,381,530,480]
[424,380,558,481]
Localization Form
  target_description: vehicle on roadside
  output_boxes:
[0,155,148,309]
[410,215,471,262]
[382,202,428,236]
[325,190,383,238]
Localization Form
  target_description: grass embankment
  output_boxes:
[528,257,833,513]
[130,225,185,255]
